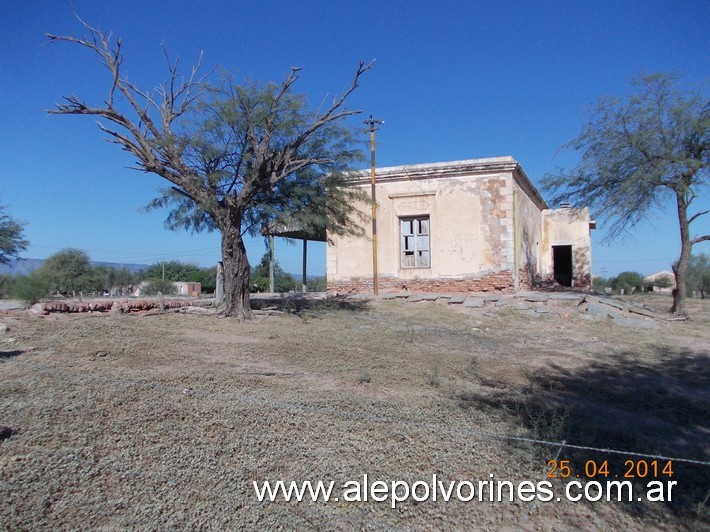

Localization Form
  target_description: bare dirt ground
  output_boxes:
[1,293,708,530]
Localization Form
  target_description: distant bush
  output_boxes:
[609,271,645,294]
[11,272,52,304]
[250,252,296,293]
[645,274,673,292]
[0,274,12,298]
[307,276,327,292]
[140,278,178,296]
[138,261,216,292]
[591,276,608,293]
[686,253,709,299]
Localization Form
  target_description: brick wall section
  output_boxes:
[328,271,515,294]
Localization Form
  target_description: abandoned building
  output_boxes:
[326,156,594,294]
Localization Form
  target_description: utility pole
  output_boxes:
[364,115,384,295]
[268,235,275,293]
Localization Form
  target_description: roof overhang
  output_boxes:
[263,223,327,242]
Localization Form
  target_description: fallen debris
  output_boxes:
[385,291,665,329]
[612,317,658,329]
[176,306,218,315]
[28,298,216,315]
[463,297,484,308]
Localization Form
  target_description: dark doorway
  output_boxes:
[552,245,573,287]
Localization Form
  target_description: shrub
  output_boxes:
[609,271,645,294]
[11,272,52,304]
[591,276,608,293]
[140,278,178,296]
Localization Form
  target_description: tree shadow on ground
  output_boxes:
[0,350,24,360]
[250,294,370,315]
[459,346,709,524]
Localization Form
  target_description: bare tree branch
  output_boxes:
[688,209,709,225]
[690,235,710,245]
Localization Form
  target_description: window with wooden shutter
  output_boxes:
[400,216,430,268]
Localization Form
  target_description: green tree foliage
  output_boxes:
[591,276,608,293]
[609,271,645,294]
[48,21,370,319]
[0,202,28,264]
[307,276,327,292]
[686,253,710,298]
[657,276,674,288]
[543,74,709,316]
[140,278,178,296]
[39,248,99,295]
[140,261,202,282]
[0,274,13,298]
[93,265,136,293]
[648,275,673,290]
[250,252,295,293]
[111,267,136,292]
[11,271,52,304]
[199,266,217,293]
[139,261,216,293]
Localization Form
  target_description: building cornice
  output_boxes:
[350,156,520,184]
[511,163,548,210]
[350,155,549,209]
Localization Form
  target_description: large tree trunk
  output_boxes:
[219,214,253,321]
[671,191,691,316]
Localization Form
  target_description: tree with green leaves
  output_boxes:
[47,19,370,320]
[686,253,709,299]
[609,271,645,294]
[591,276,608,294]
[140,278,178,297]
[139,261,202,283]
[0,202,28,264]
[93,265,136,294]
[250,252,295,293]
[139,261,216,293]
[543,74,709,317]
[11,272,52,304]
[644,273,674,292]
[39,248,99,296]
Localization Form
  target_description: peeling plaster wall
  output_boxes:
[541,207,593,288]
[326,157,568,294]
[328,176,513,282]
[513,176,545,286]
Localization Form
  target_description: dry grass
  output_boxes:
[0,294,708,529]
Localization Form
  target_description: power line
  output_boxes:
[595,258,675,263]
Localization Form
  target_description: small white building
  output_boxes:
[133,281,201,297]
[644,270,675,292]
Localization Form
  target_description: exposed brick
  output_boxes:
[328,271,515,295]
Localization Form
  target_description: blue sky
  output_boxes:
[1,0,708,278]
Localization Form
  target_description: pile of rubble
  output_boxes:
[28,298,216,315]
[381,291,664,328]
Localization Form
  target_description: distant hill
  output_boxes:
[0,258,44,276]
[0,258,149,276]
